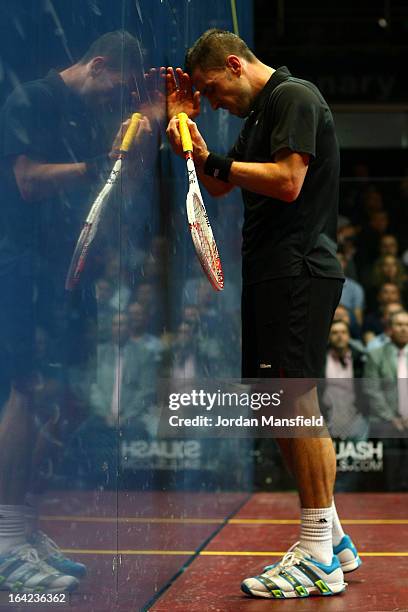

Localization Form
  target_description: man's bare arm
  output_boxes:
[228,149,310,202]
[13,155,90,202]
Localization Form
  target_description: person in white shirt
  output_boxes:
[323,320,368,440]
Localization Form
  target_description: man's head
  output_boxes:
[380,234,399,257]
[329,320,350,353]
[379,254,400,282]
[75,31,143,104]
[175,321,194,350]
[383,302,404,330]
[333,304,351,327]
[389,311,408,349]
[95,278,114,304]
[135,282,155,309]
[183,304,200,328]
[127,302,147,336]
[369,210,389,234]
[185,29,261,117]
[378,282,401,307]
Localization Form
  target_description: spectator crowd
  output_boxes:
[28,163,408,487]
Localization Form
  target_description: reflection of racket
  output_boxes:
[177,112,224,291]
[65,112,142,290]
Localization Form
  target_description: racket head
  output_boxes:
[65,158,123,291]
[65,223,93,290]
[186,189,224,291]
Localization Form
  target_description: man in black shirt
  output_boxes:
[0,31,144,592]
[166,29,359,600]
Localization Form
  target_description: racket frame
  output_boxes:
[65,113,141,291]
[178,112,224,291]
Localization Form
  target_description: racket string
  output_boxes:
[192,194,223,283]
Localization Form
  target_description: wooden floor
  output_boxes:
[2,491,405,611]
[150,492,408,612]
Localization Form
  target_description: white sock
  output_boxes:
[299,506,333,565]
[332,500,346,547]
[0,505,27,554]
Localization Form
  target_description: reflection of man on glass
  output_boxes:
[0,31,143,592]
[166,29,361,600]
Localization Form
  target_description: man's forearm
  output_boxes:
[228,161,299,202]
[196,165,234,197]
[14,155,95,202]
[196,160,296,201]
[197,149,308,202]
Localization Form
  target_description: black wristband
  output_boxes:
[85,154,111,180]
[204,152,233,182]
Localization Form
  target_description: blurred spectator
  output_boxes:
[366,302,404,352]
[95,277,116,344]
[182,304,201,330]
[161,321,218,378]
[367,254,407,312]
[336,218,359,280]
[140,253,165,285]
[104,254,132,311]
[379,234,399,258]
[360,185,385,220]
[195,279,223,337]
[127,301,163,359]
[363,282,403,344]
[63,311,155,489]
[183,256,241,317]
[132,281,165,335]
[356,203,391,286]
[333,304,362,346]
[371,255,406,291]
[336,251,365,325]
[90,312,154,424]
[364,311,408,435]
[322,320,368,440]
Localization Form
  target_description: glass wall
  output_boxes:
[0,1,251,609]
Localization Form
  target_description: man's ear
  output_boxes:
[226,55,242,76]
[89,56,107,76]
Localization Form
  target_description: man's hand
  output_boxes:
[110,115,152,159]
[141,67,166,123]
[165,67,200,120]
[166,116,209,168]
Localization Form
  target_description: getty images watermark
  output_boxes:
[167,389,324,430]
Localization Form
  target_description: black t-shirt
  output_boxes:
[0,70,109,366]
[229,66,344,285]
[0,69,108,277]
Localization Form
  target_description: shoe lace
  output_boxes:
[15,544,58,573]
[266,542,303,576]
[34,531,62,558]
[18,545,42,564]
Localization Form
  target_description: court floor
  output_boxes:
[2,491,406,611]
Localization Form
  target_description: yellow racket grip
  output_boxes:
[177,112,193,153]
[120,112,142,153]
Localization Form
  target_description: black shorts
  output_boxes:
[241,269,343,378]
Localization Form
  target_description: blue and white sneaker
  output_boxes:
[30,531,87,578]
[0,544,79,592]
[263,533,362,575]
[242,544,347,599]
[333,534,362,573]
